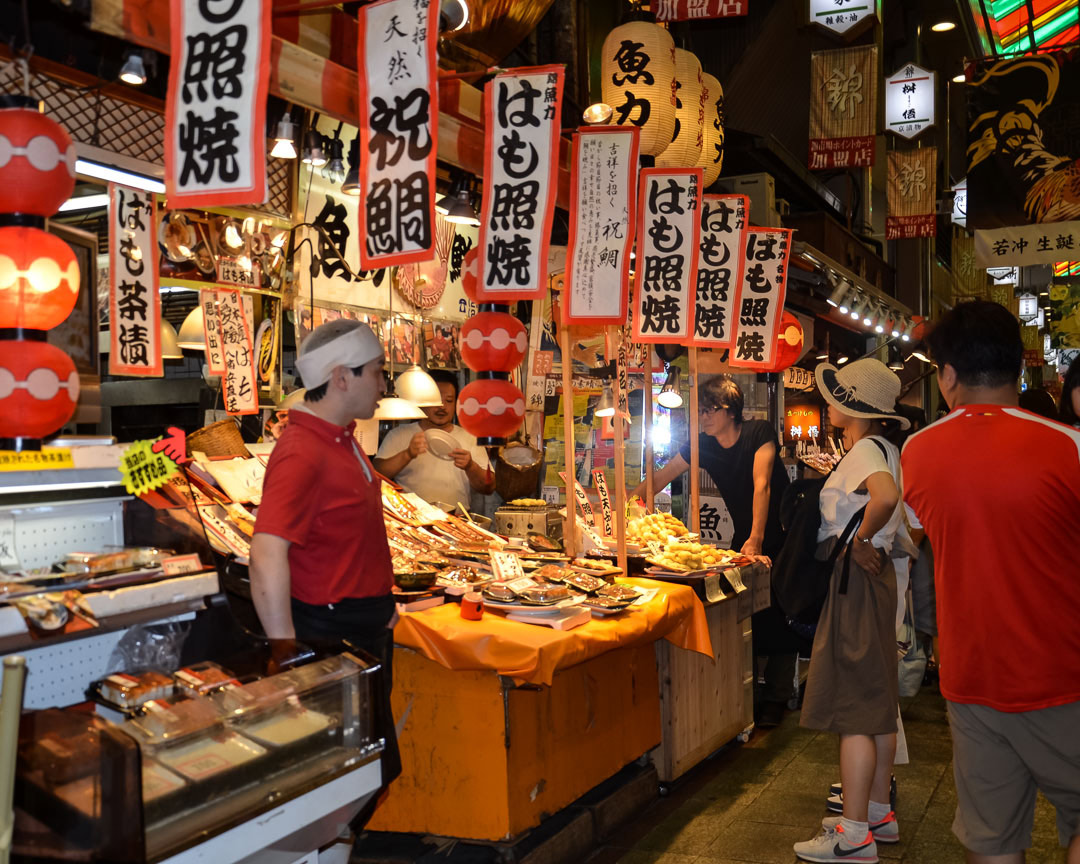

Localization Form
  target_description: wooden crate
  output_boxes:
[651,595,747,783]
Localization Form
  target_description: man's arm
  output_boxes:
[463,453,495,494]
[373,430,427,479]
[249,533,295,639]
[743,441,776,557]
[630,453,690,505]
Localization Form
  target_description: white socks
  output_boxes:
[869,800,891,822]
[839,817,869,841]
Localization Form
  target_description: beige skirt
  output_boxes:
[800,538,899,736]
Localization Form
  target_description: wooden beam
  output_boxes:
[689,348,700,535]
[643,350,654,508]
[611,328,627,575]
[560,323,577,558]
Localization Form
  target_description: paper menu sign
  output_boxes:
[491,551,526,583]
[558,471,594,522]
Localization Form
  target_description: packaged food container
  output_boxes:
[95,670,175,710]
[64,550,137,574]
[174,662,239,698]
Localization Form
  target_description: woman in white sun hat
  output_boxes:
[794,357,910,864]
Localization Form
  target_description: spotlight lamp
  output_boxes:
[825,277,848,308]
[302,128,327,167]
[595,382,616,417]
[342,136,361,195]
[270,112,298,159]
[657,365,683,409]
[444,187,480,227]
[322,134,346,184]
[119,52,147,86]
[583,103,614,125]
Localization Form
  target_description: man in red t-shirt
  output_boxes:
[251,319,400,787]
[902,301,1080,864]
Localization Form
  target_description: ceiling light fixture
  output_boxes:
[395,364,443,407]
[373,396,427,421]
[76,159,165,193]
[444,188,480,226]
[837,354,850,365]
[825,278,848,307]
[119,52,147,86]
[595,382,616,417]
[301,129,327,167]
[58,193,110,213]
[270,112,298,159]
[322,134,346,184]
[583,103,614,125]
[952,73,965,83]
[931,20,956,32]
[342,136,361,195]
[657,366,683,409]
[161,320,183,360]
[177,306,207,351]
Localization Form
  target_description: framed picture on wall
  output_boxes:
[45,221,99,377]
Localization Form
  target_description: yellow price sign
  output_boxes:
[120,438,181,497]
[0,449,75,471]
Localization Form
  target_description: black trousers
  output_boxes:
[290,594,402,789]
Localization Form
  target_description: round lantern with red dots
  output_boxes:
[0,339,79,443]
[765,311,805,373]
[0,99,77,218]
[457,377,526,445]
[460,309,527,373]
[0,226,80,330]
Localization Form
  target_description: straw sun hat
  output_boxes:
[815,357,910,429]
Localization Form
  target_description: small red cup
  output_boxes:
[460,591,484,620]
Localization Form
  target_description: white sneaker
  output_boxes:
[822,812,900,845]
[794,823,879,863]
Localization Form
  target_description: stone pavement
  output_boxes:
[586,688,1066,864]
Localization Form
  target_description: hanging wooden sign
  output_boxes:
[201,289,225,375]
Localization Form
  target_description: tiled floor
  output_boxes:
[587,688,1067,864]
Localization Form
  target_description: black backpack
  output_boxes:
[771,438,888,635]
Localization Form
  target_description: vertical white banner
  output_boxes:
[692,194,748,350]
[109,184,162,377]
[631,167,702,345]
[217,289,258,415]
[729,228,793,370]
[356,0,438,268]
[166,0,270,206]
[201,289,225,375]
[564,126,639,325]
[476,65,564,302]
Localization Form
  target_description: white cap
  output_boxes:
[295,323,384,389]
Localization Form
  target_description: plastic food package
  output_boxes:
[64,551,136,574]
[173,662,239,698]
[97,671,174,710]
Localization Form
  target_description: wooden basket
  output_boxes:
[186,418,251,459]
[494,440,543,502]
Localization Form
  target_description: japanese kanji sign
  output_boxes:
[729,228,793,369]
[217,289,258,415]
[165,0,270,206]
[201,289,225,375]
[975,220,1080,267]
[886,148,937,239]
[357,0,438,268]
[109,184,162,377]
[565,127,639,325]
[653,0,747,20]
[885,63,936,139]
[632,168,702,345]
[952,178,968,226]
[476,65,564,302]
[692,194,748,350]
[809,45,878,170]
[808,0,879,36]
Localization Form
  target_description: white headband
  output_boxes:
[295,325,384,389]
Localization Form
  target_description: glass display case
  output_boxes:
[16,651,383,863]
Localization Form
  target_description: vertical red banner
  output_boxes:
[728,228,793,370]
[691,194,748,350]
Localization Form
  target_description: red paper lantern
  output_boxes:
[0,339,79,440]
[766,311,804,373]
[460,310,527,373]
[0,107,77,217]
[0,226,80,329]
[457,378,525,442]
[460,247,480,303]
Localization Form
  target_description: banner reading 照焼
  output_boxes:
[729,228,793,370]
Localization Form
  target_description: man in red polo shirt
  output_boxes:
[902,301,1080,864]
[251,318,399,784]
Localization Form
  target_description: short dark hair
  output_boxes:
[1018,387,1059,420]
[428,370,459,398]
[1060,354,1080,426]
[303,364,368,403]
[700,375,743,424]
[925,300,1022,389]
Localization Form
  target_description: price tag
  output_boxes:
[0,449,74,471]
[161,553,204,576]
[541,486,560,505]
[491,551,526,583]
[217,256,259,288]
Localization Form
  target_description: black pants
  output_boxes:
[290,595,402,789]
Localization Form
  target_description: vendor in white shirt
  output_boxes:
[373,371,495,508]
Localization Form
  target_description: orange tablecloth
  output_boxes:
[393,577,712,686]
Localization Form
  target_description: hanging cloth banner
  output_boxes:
[632,167,702,345]
[729,228,793,370]
[808,45,878,170]
[109,184,162,377]
[217,289,258,415]
[564,126,640,325]
[886,147,937,239]
[975,220,1080,268]
[592,470,613,537]
[654,0,748,20]
[165,0,270,207]
[476,65,564,303]
[692,193,748,350]
[201,289,225,375]
[616,327,631,419]
[356,0,439,269]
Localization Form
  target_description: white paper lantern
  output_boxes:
[697,72,725,186]
[601,20,677,157]
[657,48,704,168]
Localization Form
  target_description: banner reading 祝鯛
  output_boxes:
[357,0,439,268]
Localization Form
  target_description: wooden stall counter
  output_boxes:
[370,579,711,842]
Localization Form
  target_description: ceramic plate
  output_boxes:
[425,428,458,461]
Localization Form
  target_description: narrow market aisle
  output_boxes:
[587,688,1066,864]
